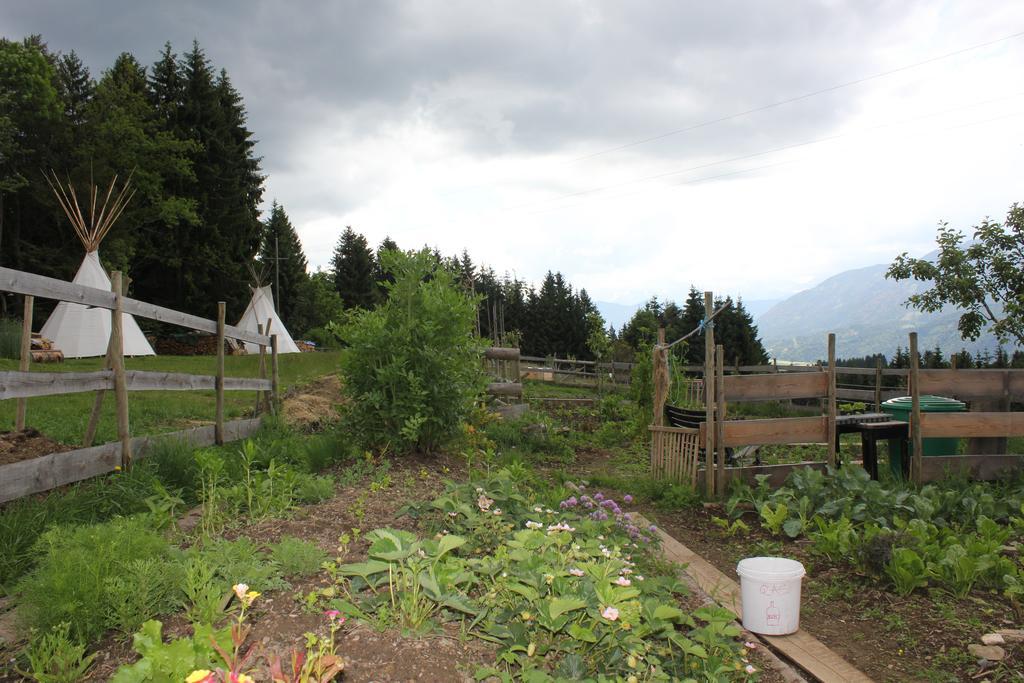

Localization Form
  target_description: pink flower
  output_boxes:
[744,641,757,649]
[569,568,585,577]
[601,606,619,621]
[324,609,342,622]
[745,664,757,674]
[614,576,631,587]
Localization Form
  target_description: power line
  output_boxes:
[524,104,1024,217]
[512,90,1024,213]
[568,30,1024,163]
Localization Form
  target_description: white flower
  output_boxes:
[601,547,612,558]
[635,575,645,581]
[569,568,585,577]
[614,576,632,587]
[492,508,502,516]
[534,506,543,513]
[621,567,633,575]
[601,606,619,621]
[745,664,757,674]
[232,583,249,601]
[525,520,543,529]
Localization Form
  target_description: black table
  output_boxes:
[855,420,909,479]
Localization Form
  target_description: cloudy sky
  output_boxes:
[4,1,1024,307]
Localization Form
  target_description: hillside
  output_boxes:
[757,260,1011,362]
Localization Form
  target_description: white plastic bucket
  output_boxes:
[736,557,806,635]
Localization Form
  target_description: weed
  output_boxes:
[196,536,287,593]
[16,516,175,643]
[271,536,328,577]
[103,557,186,637]
[18,622,96,683]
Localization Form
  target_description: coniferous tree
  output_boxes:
[258,201,308,330]
[331,226,378,309]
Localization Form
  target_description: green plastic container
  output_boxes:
[882,395,966,476]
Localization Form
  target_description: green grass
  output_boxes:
[0,351,342,445]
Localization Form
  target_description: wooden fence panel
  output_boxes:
[0,370,113,399]
[918,412,1024,438]
[721,416,828,447]
[0,417,262,504]
[918,369,1022,401]
[722,371,828,401]
[0,265,270,346]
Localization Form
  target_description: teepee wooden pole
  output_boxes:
[827,333,837,468]
[215,302,226,445]
[271,334,280,415]
[15,296,33,431]
[110,272,132,468]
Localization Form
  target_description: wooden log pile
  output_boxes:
[30,334,63,363]
[151,333,246,356]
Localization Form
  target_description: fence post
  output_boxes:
[15,295,33,431]
[715,344,726,497]
[909,332,922,483]
[652,327,668,427]
[874,356,883,411]
[271,334,280,413]
[110,272,132,468]
[255,322,266,415]
[704,291,716,500]
[827,333,837,468]
[215,301,225,445]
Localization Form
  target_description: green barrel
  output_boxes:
[882,395,966,476]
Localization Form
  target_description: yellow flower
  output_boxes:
[238,676,255,683]
[186,671,212,683]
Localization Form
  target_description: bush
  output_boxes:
[16,516,177,643]
[331,249,486,453]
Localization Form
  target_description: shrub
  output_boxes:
[16,516,177,643]
[331,249,485,453]
[18,621,96,682]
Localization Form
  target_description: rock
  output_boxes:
[967,644,1005,661]
[981,633,1005,646]
[995,628,1024,642]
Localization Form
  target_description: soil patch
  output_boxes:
[282,374,344,431]
[0,429,68,466]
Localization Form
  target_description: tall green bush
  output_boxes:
[331,249,485,453]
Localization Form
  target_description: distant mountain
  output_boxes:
[757,259,1013,362]
[595,301,641,331]
[742,298,783,318]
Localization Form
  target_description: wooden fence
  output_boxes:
[519,355,633,388]
[484,347,523,400]
[647,292,1024,496]
[0,265,278,504]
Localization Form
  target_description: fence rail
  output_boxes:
[0,263,280,502]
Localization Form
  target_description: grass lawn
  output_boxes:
[0,351,342,445]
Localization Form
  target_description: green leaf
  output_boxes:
[567,623,598,643]
[783,518,804,538]
[548,596,587,619]
[436,534,467,558]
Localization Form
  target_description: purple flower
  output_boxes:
[648,524,657,532]
[623,494,633,503]
[594,493,604,502]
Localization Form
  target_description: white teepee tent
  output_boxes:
[39,171,156,358]
[237,285,300,354]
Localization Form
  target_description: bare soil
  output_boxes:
[0,429,68,466]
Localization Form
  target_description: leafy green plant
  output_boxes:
[758,502,789,536]
[711,516,749,537]
[104,557,186,637]
[183,556,225,626]
[271,536,329,577]
[16,516,177,643]
[18,622,96,683]
[110,620,231,683]
[195,536,287,593]
[330,248,486,453]
[885,548,929,596]
[808,516,857,562]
